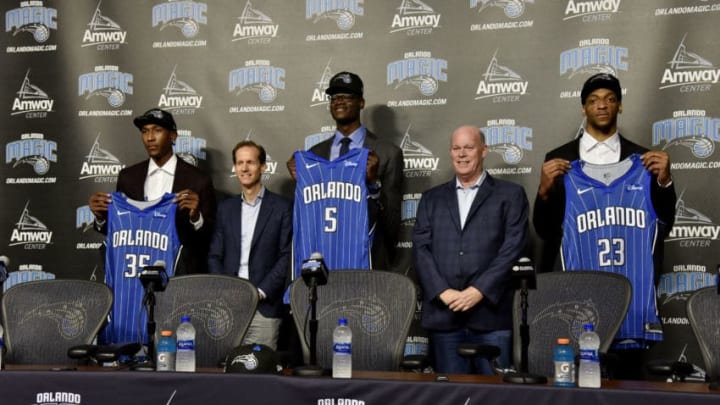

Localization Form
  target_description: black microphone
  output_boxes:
[0,255,10,284]
[139,260,168,292]
[301,252,329,286]
[511,257,536,290]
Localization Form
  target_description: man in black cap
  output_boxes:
[88,108,216,275]
[287,71,403,270]
[533,73,676,379]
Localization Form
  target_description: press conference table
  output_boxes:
[0,366,717,404]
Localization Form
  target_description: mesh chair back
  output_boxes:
[687,286,720,381]
[513,271,631,378]
[155,275,258,368]
[290,270,416,371]
[1,279,113,365]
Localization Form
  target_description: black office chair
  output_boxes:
[289,270,416,371]
[513,271,631,378]
[154,274,259,368]
[686,286,720,389]
[1,279,113,365]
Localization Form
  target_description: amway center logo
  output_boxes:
[11,69,54,118]
[401,125,439,178]
[475,50,528,102]
[471,0,534,19]
[3,264,55,293]
[666,192,720,247]
[390,0,441,35]
[233,1,278,43]
[6,132,57,180]
[158,65,203,115]
[310,59,333,107]
[174,129,207,167]
[152,0,207,38]
[79,133,124,182]
[10,201,53,249]
[560,38,628,79]
[78,65,133,108]
[5,1,57,43]
[229,60,285,103]
[563,0,622,22]
[81,0,127,50]
[653,109,718,160]
[659,34,719,92]
[306,0,364,30]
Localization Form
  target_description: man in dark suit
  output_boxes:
[88,108,217,275]
[533,73,676,379]
[208,141,292,350]
[287,71,403,270]
[413,125,529,374]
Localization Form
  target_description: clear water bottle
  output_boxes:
[156,330,176,372]
[553,338,576,387]
[175,316,196,372]
[578,323,601,388]
[332,318,352,379]
[0,322,4,370]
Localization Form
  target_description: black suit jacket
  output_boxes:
[310,129,403,270]
[112,157,217,275]
[207,190,292,318]
[533,135,677,274]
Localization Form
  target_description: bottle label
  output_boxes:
[554,361,575,383]
[333,342,351,354]
[177,340,195,351]
[579,348,599,362]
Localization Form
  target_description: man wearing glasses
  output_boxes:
[288,72,403,271]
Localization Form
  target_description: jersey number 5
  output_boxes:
[324,207,337,232]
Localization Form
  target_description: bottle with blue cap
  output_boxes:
[332,318,352,378]
[175,315,196,372]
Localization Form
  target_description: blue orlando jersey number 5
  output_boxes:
[101,192,181,345]
[293,148,371,274]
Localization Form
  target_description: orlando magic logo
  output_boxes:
[653,110,718,158]
[174,129,207,167]
[4,265,55,293]
[666,191,720,245]
[657,267,716,305]
[476,50,528,101]
[233,1,278,42]
[82,0,127,48]
[560,38,628,79]
[6,133,57,175]
[533,299,599,340]
[231,353,259,370]
[158,65,203,114]
[229,61,285,103]
[22,301,86,339]
[321,296,389,335]
[387,51,448,96]
[471,0,534,19]
[76,205,96,233]
[390,0,440,34]
[482,119,532,164]
[10,202,54,248]
[5,2,57,43]
[166,299,233,339]
[401,193,421,226]
[304,128,335,150]
[306,0,364,30]
[78,66,133,107]
[660,34,719,91]
[11,69,54,117]
[152,0,207,38]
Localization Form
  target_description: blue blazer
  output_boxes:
[413,175,529,331]
[208,190,292,318]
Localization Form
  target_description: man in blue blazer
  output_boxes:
[413,125,529,374]
[208,141,292,350]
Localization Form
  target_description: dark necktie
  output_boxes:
[339,138,351,157]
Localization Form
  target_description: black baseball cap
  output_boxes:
[326,71,364,96]
[224,344,282,374]
[580,73,622,105]
[133,108,177,132]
